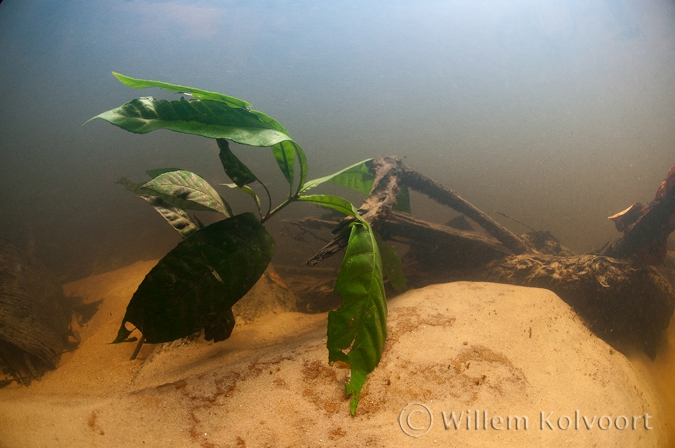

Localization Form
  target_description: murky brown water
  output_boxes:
[1,0,673,444]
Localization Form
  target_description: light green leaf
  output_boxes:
[113,213,275,344]
[327,220,387,415]
[142,170,232,217]
[88,96,292,147]
[112,72,252,109]
[297,194,358,217]
[300,159,374,195]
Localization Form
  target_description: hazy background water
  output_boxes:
[1,0,674,282]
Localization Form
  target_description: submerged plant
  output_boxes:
[89,73,397,414]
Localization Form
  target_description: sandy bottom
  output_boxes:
[0,260,672,447]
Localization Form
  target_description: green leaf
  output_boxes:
[217,139,257,187]
[300,159,375,195]
[270,140,295,193]
[112,72,253,109]
[327,221,387,415]
[113,213,275,344]
[88,96,292,147]
[294,142,308,195]
[116,176,200,238]
[221,183,263,218]
[139,194,201,239]
[297,194,359,217]
[375,233,407,292]
[270,140,308,196]
[142,170,233,217]
[394,185,412,214]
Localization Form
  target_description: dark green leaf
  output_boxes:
[394,185,412,213]
[300,159,374,195]
[295,142,308,195]
[112,72,252,109]
[327,221,387,414]
[217,139,257,187]
[88,96,291,147]
[375,233,407,292]
[113,213,275,344]
[270,140,295,192]
[142,170,232,217]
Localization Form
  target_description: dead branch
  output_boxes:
[397,161,530,254]
[292,157,675,358]
[307,156,530,264]
[484,253,675,358]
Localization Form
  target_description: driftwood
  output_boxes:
[292,157,675,358]
[0,240,74,385]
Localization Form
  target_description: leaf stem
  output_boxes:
[261,195,297,224]
[257,179,273,219]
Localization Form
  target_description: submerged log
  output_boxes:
[294,157,675,358]
[484,254,674,358]
[0,239,74,385]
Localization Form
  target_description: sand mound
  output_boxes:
[0,261,667,447]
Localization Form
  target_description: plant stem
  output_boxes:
[257,179,273,219]
[261,196,296,224]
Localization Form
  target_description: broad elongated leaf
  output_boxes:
[270,140,295,192]
[142,170,232,217]
[271,140,308,195]
[113,212,275,344]
[328,220,387,415]
[297,194,358,217]
[89,96,292,147]
[112,72,252,109]
[217,139,257,187]
[394,185,412,213]
[300,159,375,195]
[375,233,407,292]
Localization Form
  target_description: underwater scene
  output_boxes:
[1,0,674,446]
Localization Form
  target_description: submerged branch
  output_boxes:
[294,157,675,358]
[306,156,529,265]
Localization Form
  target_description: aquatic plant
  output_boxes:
[89,73,391,414]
